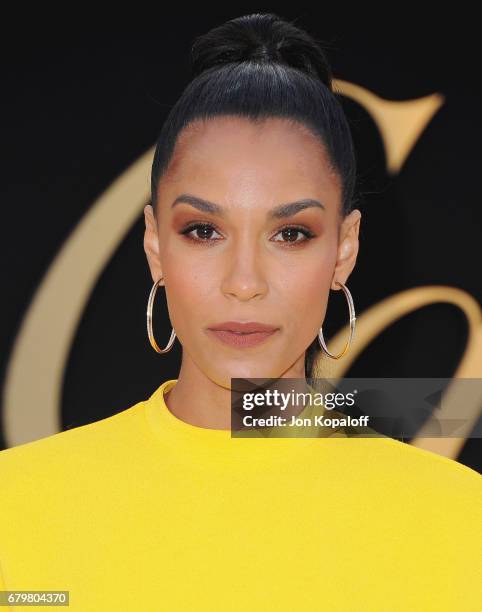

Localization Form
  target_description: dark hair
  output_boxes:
[150,13,359,378]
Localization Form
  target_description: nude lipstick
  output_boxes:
[206,321,279,348]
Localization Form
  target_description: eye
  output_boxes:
[179,222,316,246]
[271,225,315,246]
[180,222,223,243]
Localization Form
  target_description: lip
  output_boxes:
[208,321,279,333]
[206,328,279,348]
[206,321,280,348]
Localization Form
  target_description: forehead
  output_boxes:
[160,115,340,208]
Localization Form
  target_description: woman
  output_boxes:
[0,13,480,611]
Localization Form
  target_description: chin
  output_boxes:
[212,362,282,387]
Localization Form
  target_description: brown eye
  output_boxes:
[180,223,223,243]
[272,226,315,245]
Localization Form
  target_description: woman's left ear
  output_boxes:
[143,204,163,282]
[331,209,361,290]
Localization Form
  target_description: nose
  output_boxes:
[220,240,269,301]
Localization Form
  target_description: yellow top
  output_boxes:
[0,379,481,611]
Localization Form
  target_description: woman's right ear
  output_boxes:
[143,204,163,282]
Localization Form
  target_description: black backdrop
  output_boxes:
[1,11,481,472]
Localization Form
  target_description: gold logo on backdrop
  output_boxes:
[2,80,481,458]
[333,79,445,174]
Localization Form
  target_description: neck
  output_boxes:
[163,352,308,431]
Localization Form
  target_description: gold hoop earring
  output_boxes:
[318,280,356,359]
[146,277,176,354]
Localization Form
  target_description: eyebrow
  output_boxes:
[171,194,325,219]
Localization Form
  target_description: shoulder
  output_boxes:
[0,400,147,486]
[330,436,482,554]
[326,409,481,489]
[376,435,481,481]
[364,435,482,515]
[325,429,482,506]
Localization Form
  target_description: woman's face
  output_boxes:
[144,116,360,388]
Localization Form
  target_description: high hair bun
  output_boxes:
[190,12,333,89]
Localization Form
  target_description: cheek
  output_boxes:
[162,248,218,326]
[279,236,337,320]
[283,259,332,324]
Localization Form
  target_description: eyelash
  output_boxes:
[179,222,316,247]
